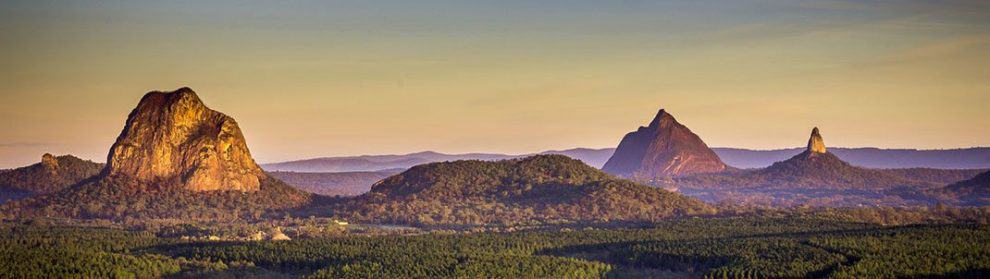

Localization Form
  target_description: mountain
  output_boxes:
[738,128,918,190]
[260,147,990,174]
[602,109,728,179]
[268,170,400,196]
[0,154,103,195]
[677,128,941,207]
[105,87,265,192]
[0,154,103,204]
[334,155,714,226]
[713,147,990,169]
[262,151,517,173]
[261,148,616,172]
[3,88,310,221]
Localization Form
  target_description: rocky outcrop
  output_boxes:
[41,153,59,169]
[105,87,265,192]
[807,127,827,154]
[602,109,728,179]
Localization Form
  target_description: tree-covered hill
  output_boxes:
[683,151,923,190]
[0,154,103,198]
[335,155,714,226]
[940,171,990,206]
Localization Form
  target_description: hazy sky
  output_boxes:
[1,0,988,168]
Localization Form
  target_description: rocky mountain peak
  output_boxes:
[808,127,827,154]
[41,153,59,169]
[104,87,265,192]
[603,108,728,179]
[649,109,676,127]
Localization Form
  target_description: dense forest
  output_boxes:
[2,217,988,278]
[332,155,714,226]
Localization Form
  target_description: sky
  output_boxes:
[1,0,988,168]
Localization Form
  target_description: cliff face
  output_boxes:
[807,127,827,154]
[602,109,728,179]
[105,87,265,192]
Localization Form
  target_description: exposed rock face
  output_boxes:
[602,109,728,179]
[807,127,827,154]
[41,153,59,169]
[105,87,264,192]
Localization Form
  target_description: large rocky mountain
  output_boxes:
[105,87,265,192]
[602,109,728,179]
[3,88,310,221]
[0,154,103,203]
[334,155,714,225]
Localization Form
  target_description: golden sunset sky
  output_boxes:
[1,1,988,168]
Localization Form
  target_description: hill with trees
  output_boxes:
[0,154,103,203]
[939,171,990,206]
[334,155,714,226]
[673,128,964,206]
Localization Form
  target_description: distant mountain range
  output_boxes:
[261,149,617,173]
[261,147,990,173]
[268,170,400,196]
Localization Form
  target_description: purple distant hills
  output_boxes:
[261,147,990,173]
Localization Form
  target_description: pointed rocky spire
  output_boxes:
[807,127,827,153]
[41,153,59,169]
[648,109,675,127]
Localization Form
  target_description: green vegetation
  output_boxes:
[0,154,102,194]
[2,176,313,222]
[674,152,990,207]
[3,217,989,278]
[335,155,714,226]
[0,223,181,278]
